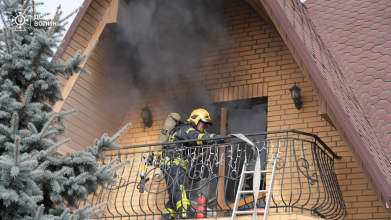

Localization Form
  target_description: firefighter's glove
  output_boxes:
[206,134,225,144]
[146,155,154,166]
[149,151,162,167]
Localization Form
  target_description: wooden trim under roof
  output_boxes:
[53,0,120,113]
[53,0,121,154]
[319,95,336,129]
[52,0,92,64]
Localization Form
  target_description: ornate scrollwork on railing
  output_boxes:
[274,157,286,170]
[89,131,346,220]
[297,158,319,185]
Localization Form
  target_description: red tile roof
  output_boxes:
[264,0,391,208]
[305,0,391,158]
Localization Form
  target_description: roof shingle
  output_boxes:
[305,0,391,157]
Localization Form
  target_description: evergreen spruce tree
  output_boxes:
[0,1,131,219]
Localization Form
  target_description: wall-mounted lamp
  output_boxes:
[289,82,303,110]
[141,104,153,128]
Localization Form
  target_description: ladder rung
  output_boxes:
[262,170,273,173]
[239,190,268,194]
[231,157,276,220]
[243,170,273,174]
[234,210,265,214]
[243,171,254,174]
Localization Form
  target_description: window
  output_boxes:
[174,97,268,212]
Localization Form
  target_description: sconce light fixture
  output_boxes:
[141,104,153,128]
[289,82,303,110]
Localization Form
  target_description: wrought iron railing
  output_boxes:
[90,130,346,219]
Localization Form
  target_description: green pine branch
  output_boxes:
[0,0,133,219]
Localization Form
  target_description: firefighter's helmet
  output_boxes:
[187,109,213,128]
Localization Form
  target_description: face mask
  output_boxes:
[197,122,209,133]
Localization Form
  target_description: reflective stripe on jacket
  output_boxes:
[162,157,188,170]
[170,124,214,146]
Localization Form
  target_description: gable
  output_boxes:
[54,0,391,213]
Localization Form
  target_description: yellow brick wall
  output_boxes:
[103,0,390,219]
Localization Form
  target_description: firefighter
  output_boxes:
[161,109,224,219]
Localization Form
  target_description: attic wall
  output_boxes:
[56,0,129,152]
[98,1,391,219]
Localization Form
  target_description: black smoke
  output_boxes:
[105,0,226,95]
[105,0,268,136]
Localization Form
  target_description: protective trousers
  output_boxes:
[162,158,190,219]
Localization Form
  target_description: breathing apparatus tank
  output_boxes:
[154,113,181,152]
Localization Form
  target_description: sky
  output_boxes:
[33,0,81,32]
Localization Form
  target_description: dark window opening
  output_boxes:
[223,102,268,208]
[174,96,268,211]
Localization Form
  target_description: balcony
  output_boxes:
[90,130,346,219]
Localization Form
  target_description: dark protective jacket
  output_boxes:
[162,122,222,219]
[169,122,217,146]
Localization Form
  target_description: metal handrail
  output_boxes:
[92,131,346,219]
[109,129,340,159]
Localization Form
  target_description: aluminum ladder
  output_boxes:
[231,155,278,220]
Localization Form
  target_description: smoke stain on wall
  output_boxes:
[103,0,269,137]
[104,0,227,110]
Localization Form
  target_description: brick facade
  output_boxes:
[108,0,390,219]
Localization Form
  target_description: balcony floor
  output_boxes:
[186,214,325,220]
